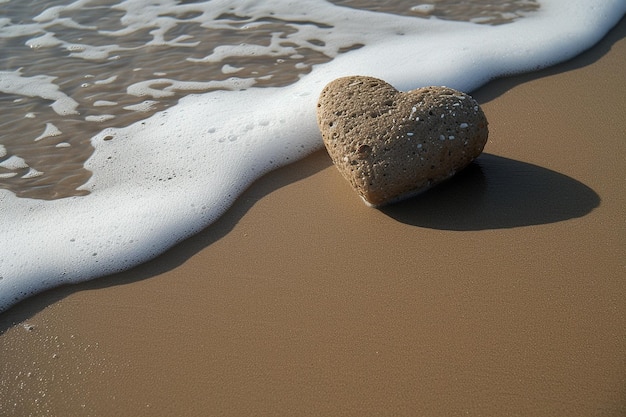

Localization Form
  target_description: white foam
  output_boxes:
[85,114,116,122]
[21,168,44,179]
[126,77,257,98]
[94,76,118,85]
[122,100,158,112]
[222,64,243,75]
[0,156,29,170]
[26,32,63,49]
[34,122,62,141]
[0,0,624,312]
[411,5,436,15]
[94,100,118,107]
[0,69,79,116]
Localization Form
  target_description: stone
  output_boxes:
[316,76,488,207]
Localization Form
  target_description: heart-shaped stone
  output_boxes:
[317,76,488,206]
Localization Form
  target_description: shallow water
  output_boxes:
[0,0,624,312]
[0,0,536,200]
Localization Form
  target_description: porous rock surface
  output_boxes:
[317,75,488,206]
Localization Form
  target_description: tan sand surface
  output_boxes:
[1,17,625,417]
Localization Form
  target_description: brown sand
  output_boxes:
[1,17,625,417]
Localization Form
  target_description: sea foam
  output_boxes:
[0,0,624,312]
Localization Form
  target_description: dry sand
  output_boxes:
[1,17,625,417]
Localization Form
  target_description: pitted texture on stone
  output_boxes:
[317,76,488,206]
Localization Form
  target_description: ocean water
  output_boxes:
[0,0,624,312]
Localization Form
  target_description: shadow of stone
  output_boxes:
[381,154,600,230]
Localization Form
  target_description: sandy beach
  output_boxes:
[1,16,625,417]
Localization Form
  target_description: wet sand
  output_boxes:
[1,17,625,417]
